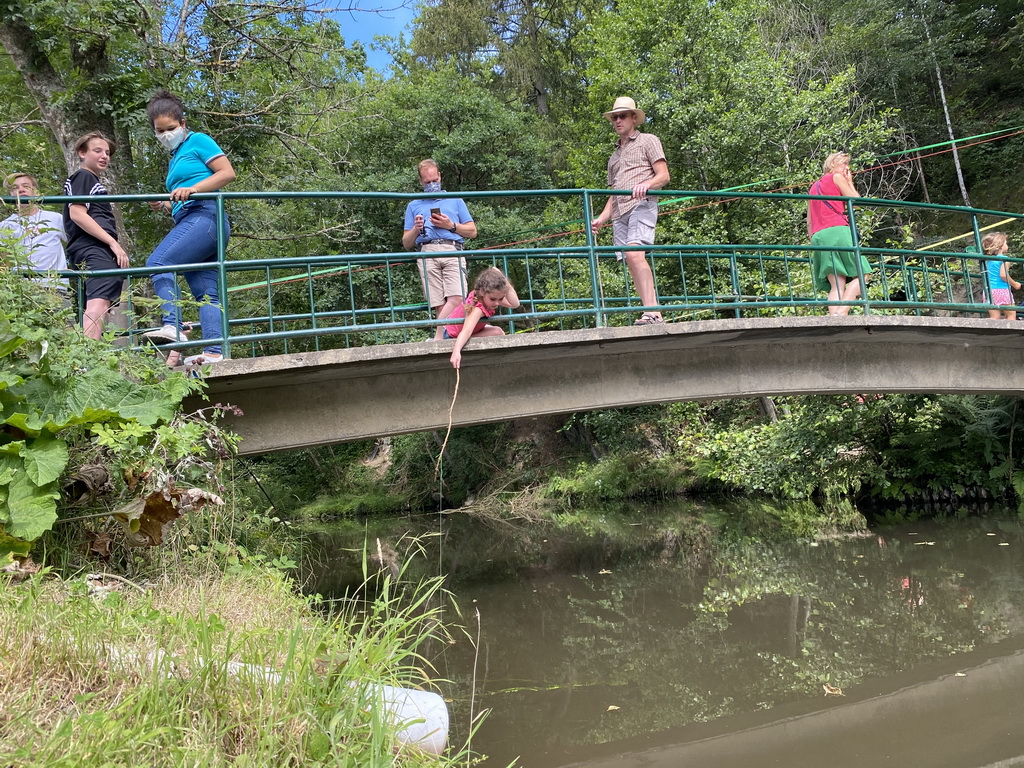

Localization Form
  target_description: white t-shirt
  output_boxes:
[0,209,69,289]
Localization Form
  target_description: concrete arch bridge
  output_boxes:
[202,316,1024,455]
[25,186,1024,455]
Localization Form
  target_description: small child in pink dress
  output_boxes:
[444,267,520,369]
[983,231,1020,320]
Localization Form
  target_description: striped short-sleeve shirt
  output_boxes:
[607,131,666,218]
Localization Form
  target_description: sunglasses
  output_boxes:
[611,112,634,121]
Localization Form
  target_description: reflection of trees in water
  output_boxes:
[440,515,1024,754]
[300,509,1024,757]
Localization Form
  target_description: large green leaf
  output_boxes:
[5,471,58,541]
[0,442,24,458]
[0,524,32,563]
[11,368,181,431]
[0,370,22,390]
[23,434,69,487]
[0,453,19,486]
[0,319,27,359]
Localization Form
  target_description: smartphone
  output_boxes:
[430,207,441,216]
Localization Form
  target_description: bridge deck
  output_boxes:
[190,316,1024,455]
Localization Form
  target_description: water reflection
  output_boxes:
[300,504,1024,767]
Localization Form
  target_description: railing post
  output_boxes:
[847,198,868,315]
[729,250,741,319]
[582,190,605,328]
[216,194,231,359]
[970,213,988,309]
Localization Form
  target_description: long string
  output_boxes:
[434,368,460,480]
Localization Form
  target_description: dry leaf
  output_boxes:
[62,464,111,505]
[87,531,114,559]
[1,557,40,582]
[112,487,224,546]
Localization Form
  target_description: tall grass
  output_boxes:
[0,561,470,767]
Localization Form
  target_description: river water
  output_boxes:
[300,503,1024,767]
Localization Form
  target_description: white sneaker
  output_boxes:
[183,352,223,367]
[143,325,188,344]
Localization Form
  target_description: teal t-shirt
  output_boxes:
[167,131,226,216]
[987,257,1010,291]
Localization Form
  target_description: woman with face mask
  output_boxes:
[143,90,236,366]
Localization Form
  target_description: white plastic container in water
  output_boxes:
[377,683,450,755]
[105,646,450,754]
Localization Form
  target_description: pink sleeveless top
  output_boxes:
[444,291,495,338]
[808,173,849,235]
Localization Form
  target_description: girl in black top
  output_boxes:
[63,132,128,339]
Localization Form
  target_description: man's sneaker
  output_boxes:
[143,325,188,344]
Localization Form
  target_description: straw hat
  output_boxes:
[603,96,646,126]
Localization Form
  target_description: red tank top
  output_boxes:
[808,173,849,235]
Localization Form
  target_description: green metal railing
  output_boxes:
[7,188,1023,361]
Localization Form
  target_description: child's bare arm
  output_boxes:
[450,307,485,369]
[501,282,521,309]
[1001,262,1020,289]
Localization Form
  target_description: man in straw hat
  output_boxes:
[591,96,670,325]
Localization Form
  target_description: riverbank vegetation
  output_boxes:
[1,559,459,767]
[257,391,1023,533]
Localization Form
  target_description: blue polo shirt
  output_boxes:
[403,195,473,245]
[167,131,226,216]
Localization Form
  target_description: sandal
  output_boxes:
[633,312,664,326]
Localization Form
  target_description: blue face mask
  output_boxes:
[422,180,442,194]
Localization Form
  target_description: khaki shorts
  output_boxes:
[418,243,467,307]
[613,199,658,260]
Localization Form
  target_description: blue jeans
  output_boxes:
[147,200,229,355]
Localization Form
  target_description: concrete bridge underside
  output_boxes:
[191,316,1024,456]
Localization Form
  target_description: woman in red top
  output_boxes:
[808,152,871,316]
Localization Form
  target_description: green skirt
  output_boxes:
[810,225,871,292]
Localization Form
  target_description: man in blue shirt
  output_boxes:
[402,159,477,340]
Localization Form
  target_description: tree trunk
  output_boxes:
[920,11,970,208]
[1,14,135,332]
[915,153,931,203]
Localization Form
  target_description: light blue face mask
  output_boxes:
[422,180,442,194]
